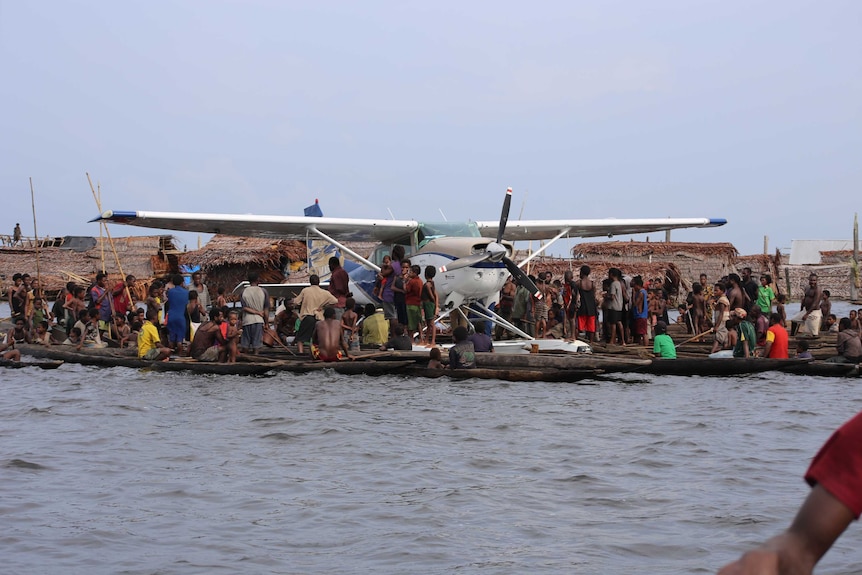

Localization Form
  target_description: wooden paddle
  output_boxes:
[675,327,714,349]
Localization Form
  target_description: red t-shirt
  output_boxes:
[805,411,862,518]
[765,324,789,358]
[405,277,423,307]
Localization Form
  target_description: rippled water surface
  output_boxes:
[2,364,861,574]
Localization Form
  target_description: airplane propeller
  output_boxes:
[438,187,542,299]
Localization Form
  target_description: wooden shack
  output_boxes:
[0,235,177,298]
[782,249,855,300]
[178,235,307,300]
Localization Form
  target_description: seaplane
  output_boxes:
[93,188,726,353]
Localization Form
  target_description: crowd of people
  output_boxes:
[6,260,861,368]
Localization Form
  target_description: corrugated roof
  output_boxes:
[789,240,861,265]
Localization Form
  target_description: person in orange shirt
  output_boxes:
[762,312,789,358]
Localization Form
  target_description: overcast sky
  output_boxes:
[1,1,859,257]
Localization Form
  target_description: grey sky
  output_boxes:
[2,1,860,256]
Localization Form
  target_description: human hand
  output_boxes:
[717,548,781,574]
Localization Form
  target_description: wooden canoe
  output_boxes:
[402,366,602,382]
[18,345,285,376]
[643,357,812,376]
[0,358,64,370]
[778,361,861,377]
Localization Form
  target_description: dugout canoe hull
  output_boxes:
[402,366,602,382]
[779,361,861,377]
[18,345,284,376]
[643,357,812,376]
[18,345,419,377]
[350,350,651,373]
[1,358,64,370]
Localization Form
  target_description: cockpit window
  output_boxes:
[418,222,480,245]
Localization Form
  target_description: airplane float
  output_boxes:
[93,188,725,351]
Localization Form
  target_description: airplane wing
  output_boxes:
[92,210,419,243]
[475,218,727,241]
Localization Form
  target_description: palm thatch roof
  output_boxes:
[0,235,176,296]
[179,235,307,268]
[571,241,738,259]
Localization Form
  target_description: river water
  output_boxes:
[2,364,862,575]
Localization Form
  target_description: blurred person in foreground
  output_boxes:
[717,411,862,574]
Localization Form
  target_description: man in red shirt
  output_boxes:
[112,274,136,318]
[327,256,350,321]
[404,265,424,337]
[762,312,789,359]
[718,411,862,573]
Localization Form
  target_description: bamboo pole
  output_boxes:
[29,177,43,297]
[86,173,134,335]
[264,327,296,355]
[674,327,714,349]
[852,214,859,301]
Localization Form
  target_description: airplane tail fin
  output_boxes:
[304,199,323,217]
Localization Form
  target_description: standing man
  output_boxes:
[741,267,759,310]
[165,273,190,352]
[112,275,136,320]
[575,265,598,343]
[607,268,626,346]
[763,312,789,358]
[381,245,405,329]
[12,223,21,246]
[90,272,113,335]
[710,282,731,353]
[191,272,211,316]
[404,265,423,338]
[291,274,336,355]
[8,273,24,323]
[726,273,748,313]
[511,278,530,336]
[562,270,576,340]
[791,273,824,337]
[495,276,516,340]
[327,256,350,321]
[240,271,270,355]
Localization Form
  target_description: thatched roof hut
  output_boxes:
[179,235,307,299]
[0,235,176,298]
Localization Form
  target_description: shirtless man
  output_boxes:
[711,282,731,353]
[495,276,516,341]
[189,308,228,362]
[312,307,350,361]
[791,273,823,337]
[725,274,747,313]
[561,270,576,340]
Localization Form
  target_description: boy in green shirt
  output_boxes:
[652,321,676,359]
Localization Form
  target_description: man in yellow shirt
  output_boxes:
[138,307,172,361]
[361,304,389,346]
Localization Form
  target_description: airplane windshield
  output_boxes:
[417,222,480,245]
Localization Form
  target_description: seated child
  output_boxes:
[33,320,52,345]
[427,347,444,369]
[796,340,813,359]
[63,326,83,346]
[82,309,107,349]
[114,314,132,347]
